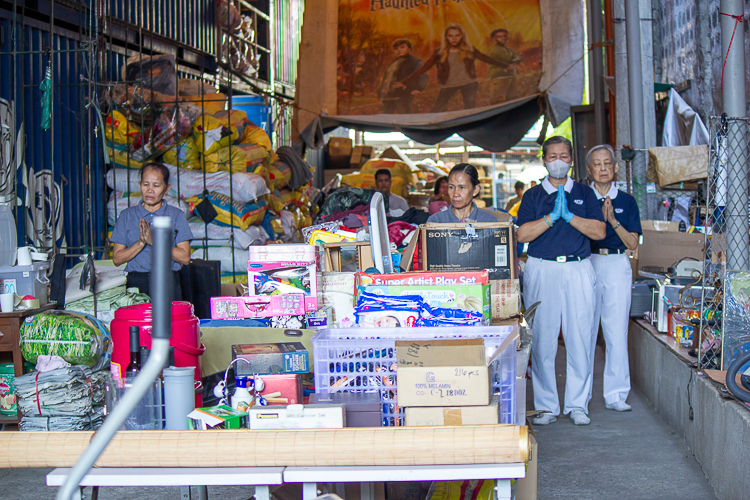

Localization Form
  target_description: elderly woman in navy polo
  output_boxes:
[516,136,606,426]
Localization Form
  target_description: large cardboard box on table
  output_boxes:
[419,222,516,280]
[639,220,704,274]
[396,338,490,407]
[405,397,499,426]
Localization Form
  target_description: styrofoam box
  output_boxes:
[311,325,517,426]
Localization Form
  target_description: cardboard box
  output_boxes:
[363,284,490,322]
[254,374,303,405]
[328,137,353,158]
[233,342,309,375]
[405,397,499,426]
[420,223,516,280]
[516,433,538,500]
[641,220,680,232]
[188,405,247,430]
[357,270,489,287]
[320,272,357,325]
[322,241,375,273]
[396,338,491,407]
[639,230,704,274]
[309,392,382,427]
[248,404,346,429]
[350,145,374,167]
[490,279,521,320]
[210,294,306,319]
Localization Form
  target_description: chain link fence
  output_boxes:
[616,148,702,222]
[699,116,750,370]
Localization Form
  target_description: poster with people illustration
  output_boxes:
[337,0,543,116]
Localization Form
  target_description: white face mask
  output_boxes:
[544,159,571,179]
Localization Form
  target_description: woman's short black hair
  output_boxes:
[448,163,480,189]
[140,162,170,184]
[541,136,573,159]
[514,180,525,191]
[433,176,448,195]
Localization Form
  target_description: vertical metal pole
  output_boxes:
[588,0,606,145]
[624,0,644,149]
[624,0,646,212]
[491,152,498,209]
[721,0,748,270]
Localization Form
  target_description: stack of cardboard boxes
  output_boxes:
[325,137,374,182]
[397,338,502,427]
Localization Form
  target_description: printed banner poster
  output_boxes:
[337,0,543,116]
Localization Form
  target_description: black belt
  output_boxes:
[537,255,584,263]
[594,248,626,255]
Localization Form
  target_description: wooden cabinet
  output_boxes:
[0,304,56,425]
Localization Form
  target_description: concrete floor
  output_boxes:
[0,344,720,500]
[531,343,718,500]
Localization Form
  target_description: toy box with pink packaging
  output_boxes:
[210,294,306,319]
[247,244,321,312]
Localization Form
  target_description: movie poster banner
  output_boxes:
[337,0,543,117]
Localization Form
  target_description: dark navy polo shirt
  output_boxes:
[589,185,642,252]
[516,176,604,260]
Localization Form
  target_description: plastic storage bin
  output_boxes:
[0,262,51,304]
[312,325,517,426]
[0,196,16,267]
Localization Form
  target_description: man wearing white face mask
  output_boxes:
[517,136,606,426]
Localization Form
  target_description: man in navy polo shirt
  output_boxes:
[517,136,606,426]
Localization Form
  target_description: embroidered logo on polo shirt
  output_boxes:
[615,208,624,213]
[574,199,583,205]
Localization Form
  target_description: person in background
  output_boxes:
[488,28,524,103]
[516,136,606,426]
[428,176,450,214]
[427,163,497,223]
[111,162,193,300]
[504,180,525,211]
[395,23,508,112]
[530,180,538,187]
[375,168,409,215]
[587,144,641,412]
[378,38,429,114]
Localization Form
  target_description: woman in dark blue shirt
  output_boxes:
[516,136,606,426]
[587,144,641,413]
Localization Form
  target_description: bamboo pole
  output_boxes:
[0,425,529,468]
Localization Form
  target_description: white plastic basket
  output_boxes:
[311,325,517,426]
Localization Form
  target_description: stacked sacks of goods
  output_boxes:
[103,62,316,282]
[342,158,416,199]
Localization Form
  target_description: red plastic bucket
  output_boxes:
[111,302,204,406]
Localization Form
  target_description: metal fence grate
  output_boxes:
[699,115,750,370]
[616,148,701,222]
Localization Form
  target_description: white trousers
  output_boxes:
[590,253,632,405]
[523,256,596,416]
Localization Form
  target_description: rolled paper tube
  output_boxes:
[0,425,529,468]
[263,391,282,398]
[264,397,288,403]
